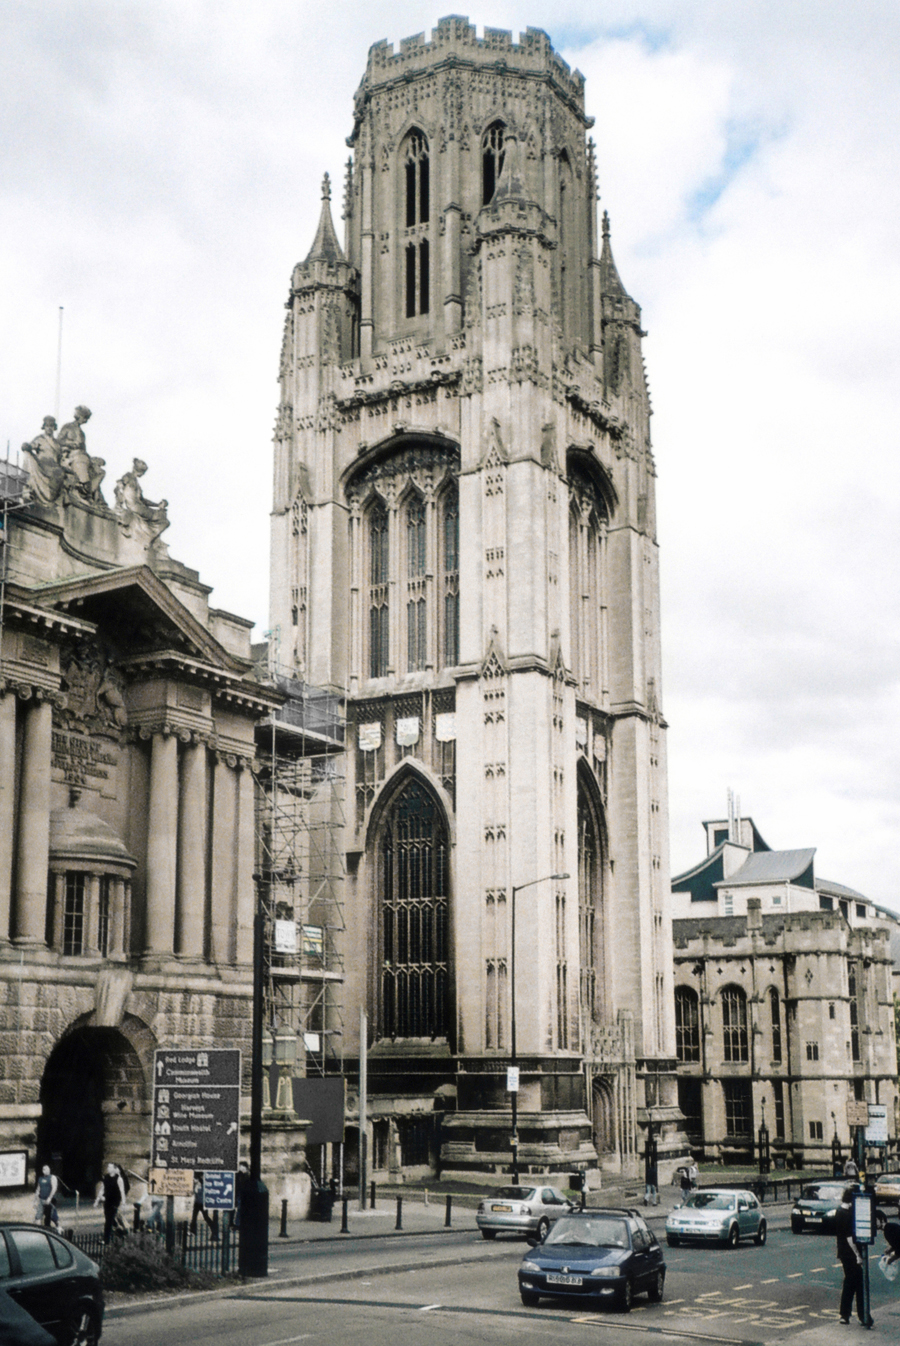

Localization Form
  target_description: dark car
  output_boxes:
[0,1224,103,1346]
[517,1208,665,1312]
[791,1182,852,1235]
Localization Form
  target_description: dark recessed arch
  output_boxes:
[567,447,618,519]
[342,432,460,499]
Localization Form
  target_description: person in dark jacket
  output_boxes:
[835,1189,873,1326]
[94,1163,126,1243]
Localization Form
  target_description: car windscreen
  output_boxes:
[494,1186,536,1201]
[544,1217,629,1248]
[684,1193,734,1211]
[801,1185,843,1201]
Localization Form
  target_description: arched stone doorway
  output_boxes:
[38,1027,147,1195]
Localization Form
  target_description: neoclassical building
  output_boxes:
[0,432,279,1199]
[269,17,680,1178]
[671,811,899,1165]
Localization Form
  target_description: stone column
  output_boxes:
[145,731,178,955]
[234,764,256,966]
[0,693,16,942]
[209,755,236,965]
[176,739,208,958]
[84,873,100,955]
[13,697,52,946]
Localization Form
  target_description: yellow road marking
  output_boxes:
[760,1277,779,1283]
[733,1283,754,1289]
[786,1272,803,1278]
[810,1266,827,1272]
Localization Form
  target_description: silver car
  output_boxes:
[476,1185,575,1240]
[665,1188,766,1248]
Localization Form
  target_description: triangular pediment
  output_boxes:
[34,566,248,672]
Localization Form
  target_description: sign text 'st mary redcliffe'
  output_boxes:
[152,1049,241,1172]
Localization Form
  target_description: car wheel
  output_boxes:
[666,1233,680,1247]
[536,1217,550,1241]
[618,1277,633,1313]
[726,1223,740,1249]
[791,1218,803,1235]
[647,1268,665,1302]
[481,1228,497,1240]
[754,1220,767,1246]
[520,1291,540,1307]
[67,1308,100,1346]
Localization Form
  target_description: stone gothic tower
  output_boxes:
[270,17,680,1178]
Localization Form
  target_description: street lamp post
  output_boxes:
[509,872,569,1184]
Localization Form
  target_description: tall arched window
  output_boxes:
[406,494,427,671]
[402,130,430,318]
[482,122,505,204]
[721,986,749,1063]
[441,486,459,666]
[379,777,449,1040]
[769,987,782,1063]
[675,987,701,1062]
[568,465,607,700]
[577,786,602,1020]
[369,501,389,678]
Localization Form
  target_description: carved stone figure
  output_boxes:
[57,406,106,504]
[22,416,66,505]
[57,638,128,738]
[114,458,169,545]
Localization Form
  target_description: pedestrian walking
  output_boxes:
[94,1163,126,1244]
[835,1188,873,1327]
[843,1157,860,1182]
[190,1173,218,1241]
[34,1166,59,1229]
[679,1166,692,1201]
[234,1161,250,1230]
[688,1161,699,1190]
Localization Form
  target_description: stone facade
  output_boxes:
[0,434,300,1206]
[672,815,900,1166]
[269,17,682,1179]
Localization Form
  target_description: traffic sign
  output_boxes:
[202,1171,235,1210]
[151,1049,241,1171]
[865,1104,888,1146]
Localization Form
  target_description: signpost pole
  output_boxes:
[239,908,269,1276]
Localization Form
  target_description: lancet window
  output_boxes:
[568,464,609,702]
[675,987,701,1062]
[721,985,749,1063]
[577,782,604,1027]
[406,494,427,671]
[482,122,506,204]
[402,130,430,319]
[441,485,459,667]
[369,501,390,678]
[379,778,449,1040]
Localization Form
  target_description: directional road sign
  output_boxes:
[152,1049,241,1171]
[203,1170,235,1210]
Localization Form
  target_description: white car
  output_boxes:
[476,1184,575,1240]
[665,1188,766,1248]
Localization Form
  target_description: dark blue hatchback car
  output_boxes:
[518,1208,666,1312]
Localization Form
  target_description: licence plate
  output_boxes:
[547,1273,582,1286]
[808,1216,822,1222]
[491,1204,512,1212]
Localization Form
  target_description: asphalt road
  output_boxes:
[105,1213,900,1346]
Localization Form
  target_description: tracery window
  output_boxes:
[369,502,389,678]
[721,985,749,1063]
[403,131,430,318]
[482,122,506,204]
[568,465,608,701]
[441,486,459,666]
[675,987,701,1063]
[379,778,449,1039]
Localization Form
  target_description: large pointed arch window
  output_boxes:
[721,985,749,1063]
[379,778,449,1039]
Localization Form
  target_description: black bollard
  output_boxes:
[340,1196,349,1233]
[133,1201,141,1231]
[395,1196,403,1230]
[445,1193,452,1228]
[370,1180,376,1209]
[238,1179,269,1278]
[279,1198,289,1238]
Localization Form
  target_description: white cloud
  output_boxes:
[2,1,899,909]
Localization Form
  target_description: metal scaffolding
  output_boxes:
[254,671,346,1091]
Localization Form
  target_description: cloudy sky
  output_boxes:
[2,1,899,909]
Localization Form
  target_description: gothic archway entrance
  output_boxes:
[38,1027,147,1196]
